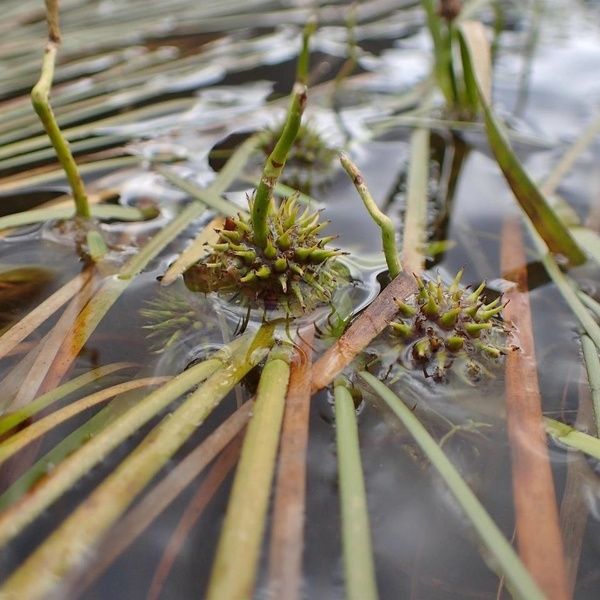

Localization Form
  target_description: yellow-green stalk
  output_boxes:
[31,0,91,219]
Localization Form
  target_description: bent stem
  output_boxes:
[31,0,90,218]
[252,84,307,248]
[340,153,402,278]
[207,344,292,600]
[0,327,273,600]
[359,372,546,600]
[335,380,379,600]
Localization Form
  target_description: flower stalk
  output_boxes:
[31,0,91,219]
[340,153,402,278]
[252,85,308,249]
[251,20,315,248]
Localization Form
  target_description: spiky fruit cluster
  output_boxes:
[140,288,215,353]
[385,271,509,383]
[184,195,345,315]
[261,122,336,192]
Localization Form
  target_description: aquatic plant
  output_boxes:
[1,3,600,600]
[140,287,217,353]
[384,272,507,383]
[185,194,345,313]
[186,22,347,314]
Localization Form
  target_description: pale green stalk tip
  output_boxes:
[340,152,402,278]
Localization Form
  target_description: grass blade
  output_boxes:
[74,402,251,596]
[206,344,291,600]
[359,371,545,600]
[147,436,242,600]
[0,361,134,436]
[0,327,272,599]
[0,377,169,465]
[160,216,223,286]
[268,325,314,600]
[335,380,379,600]
[458,21,585,266]
[401,126,430,274]
[0,270,91,361]
[0,203,154,231]
[0,342,238,548]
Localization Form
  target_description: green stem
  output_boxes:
[402,127,430,273]
[206,344,292,600]
[359,372,546,600]
[0,362,134,437]
[0,340,245,549]
[296,18,317,85]
[0,377,169,466]
[458,23,585,266]
[31,1,91,219]
[335,380,379,600]
[544,417,600,461]
[582,335,600,435]
[340,152,402,278]
[252,84,307,248]
[0,329,273,600]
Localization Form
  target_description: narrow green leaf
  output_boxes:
[360,371,545,600]
[458,21,585,266]
[335,380,379,600]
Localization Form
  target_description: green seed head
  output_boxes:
[385,272,508,383]
[184,193,347,315]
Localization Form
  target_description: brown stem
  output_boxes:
[311,272,417,392]
[501,216,569,600]
[146,436,242,600]
[559,371,595,595]
[267,325,314,600]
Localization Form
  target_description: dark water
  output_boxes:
[0,0,600,598]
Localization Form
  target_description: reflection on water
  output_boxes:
[0,0,599,598]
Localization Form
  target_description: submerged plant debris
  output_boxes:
[0,1,599,600]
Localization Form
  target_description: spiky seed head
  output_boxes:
[184,193,347,315]
[385,273,509,383]
[140,288,216,353]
